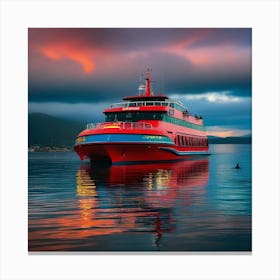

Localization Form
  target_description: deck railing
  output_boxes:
[86,122,153,130]
[109,100,185,111]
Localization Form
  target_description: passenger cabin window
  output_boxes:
[175,133,208,147]
[168,109,174,116]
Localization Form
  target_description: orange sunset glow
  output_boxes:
[37,42,96,73]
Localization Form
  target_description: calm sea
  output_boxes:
[28,144,252,252]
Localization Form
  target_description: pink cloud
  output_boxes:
[207,128,251,138]
[36,42,96,74]
[160,31,251,69]
[184,45,250,67]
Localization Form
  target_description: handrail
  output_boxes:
[86,122,153,130]
[109,100,185,111]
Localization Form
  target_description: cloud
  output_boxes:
[37,42,95,74]
[169,93,252,131]
[206,126,251,137]
[29,28,252,102]
[28,102,110,121]
[161,38,251,69]
[171,92,241,103]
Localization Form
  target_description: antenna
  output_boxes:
[145,68,154,96]
[138,72,145,95]
[162,72,165,93]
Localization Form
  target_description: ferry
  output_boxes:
[74,70,209,164]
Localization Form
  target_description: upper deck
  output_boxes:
[107,99,186,112]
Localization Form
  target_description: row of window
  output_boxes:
[175,134,208,147]
[122,101,185,111]
[105,112,164,122]
[104,112,206,132]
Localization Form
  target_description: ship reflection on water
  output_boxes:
[29,158,210,251]
[75,158,209,248]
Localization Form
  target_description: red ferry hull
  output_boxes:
[74,142,209,165]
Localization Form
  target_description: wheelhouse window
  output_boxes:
[105,111,165,122]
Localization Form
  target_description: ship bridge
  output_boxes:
[107,98,186,112]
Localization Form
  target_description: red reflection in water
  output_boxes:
[29,158,209,251]
[107,159,209,208]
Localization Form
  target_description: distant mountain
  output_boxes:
[28,113,85,146]
[208,135,252,144]
[242,133,252,138]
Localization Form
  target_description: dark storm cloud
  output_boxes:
[28,28,204,52]
[187,28,251,49]
[29,44,251,103]
[31,28,249,51]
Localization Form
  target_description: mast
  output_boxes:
[145,69,152,96]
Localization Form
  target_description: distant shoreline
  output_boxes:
[208,138,252,144]
[28,142,251,153]
[28,146,73,152]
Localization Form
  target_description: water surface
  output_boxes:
[28,144,251,251]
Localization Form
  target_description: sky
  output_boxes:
[28,28,252,137]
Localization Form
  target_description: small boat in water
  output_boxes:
[74,70,209,164]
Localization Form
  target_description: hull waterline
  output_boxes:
[74,142,209,165]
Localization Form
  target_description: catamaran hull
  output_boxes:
[74,142,209,165]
